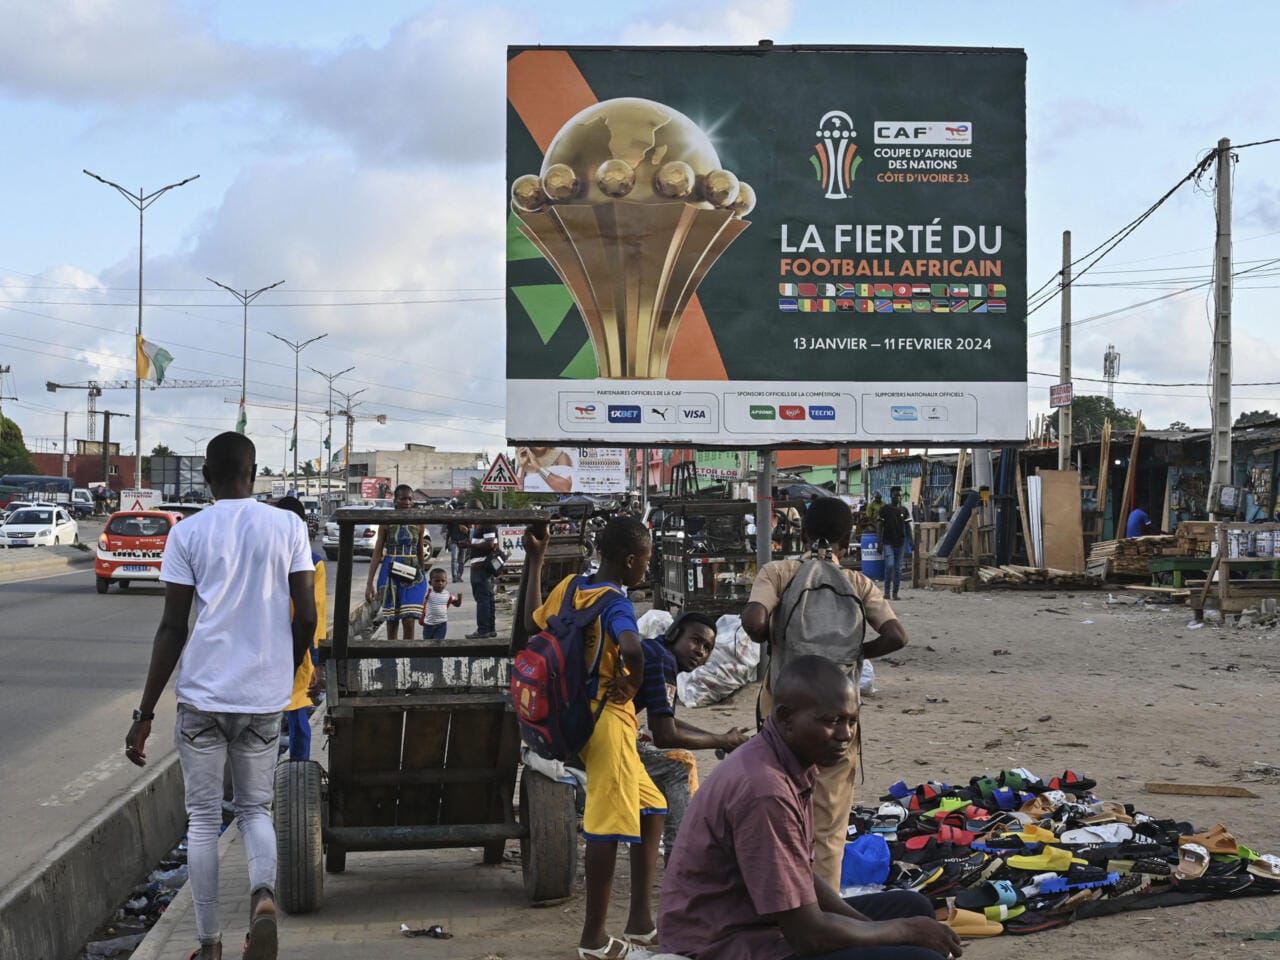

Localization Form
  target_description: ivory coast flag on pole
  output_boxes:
[136,336,173,384]
[235,399,247,434]
[289,418,297,452]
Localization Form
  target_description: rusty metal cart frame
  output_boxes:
[273,508,586,913]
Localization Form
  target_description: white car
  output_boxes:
[0,505,79,547]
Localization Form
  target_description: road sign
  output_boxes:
[122,488,158,512]
[1049,382,1074,408]
[481,453,518,490]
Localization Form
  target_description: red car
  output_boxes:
[95,510,184,594]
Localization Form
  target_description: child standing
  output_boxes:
[523,516,664,960]
[418,567,463,640]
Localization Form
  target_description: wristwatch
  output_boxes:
[132,708,155,723]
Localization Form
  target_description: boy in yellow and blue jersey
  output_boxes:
[523,515,664,960]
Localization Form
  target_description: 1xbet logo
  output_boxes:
[608,405,641,423]
[811,110,862,200]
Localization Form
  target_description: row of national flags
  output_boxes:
[780,297,1006,314]
[779,281,1008,299]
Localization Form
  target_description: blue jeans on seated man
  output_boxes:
[882,542,905,598]
[786,889,945,960]
[175,704,281,946]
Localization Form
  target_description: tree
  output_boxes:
[1234,410,1278,428]
[260,466,274,476]
[302,460,316,477]
[150,444,176,456]
[0,413,36,475]
[1168,420,1193,431]
[1069,395,1138,443]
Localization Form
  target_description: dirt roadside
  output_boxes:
[487,584,1280,960]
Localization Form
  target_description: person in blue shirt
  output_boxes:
[634,611,750,863]
[1126,501,1153,538]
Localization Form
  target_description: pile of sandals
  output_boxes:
[849,769,1280,936]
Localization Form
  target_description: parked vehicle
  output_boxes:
[0,474,73,510]
[95,510,184,593]
[70,488,95,518]
[157,502,206,519]
[0,505,79,547]
[322,506,385,562]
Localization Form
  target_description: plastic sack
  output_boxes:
[840,833,890,888]
[637,609,674,641]
[860,660,877,696]
[675,614,761,708]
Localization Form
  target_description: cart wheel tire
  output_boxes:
[520,770,577,903]
[96,577,110,594]
[325,845,346,874]
[274,760,324,914]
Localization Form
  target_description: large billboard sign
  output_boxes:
[506,45,1027,447]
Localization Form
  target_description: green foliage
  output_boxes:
[1167,420,1193,431]
[0,414,36,474]
[466,476,546,510]
[150,444,176,456]
[260,466,274,476]
[1070,395,1138,443]
[1234,409,1278,428]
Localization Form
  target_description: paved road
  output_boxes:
[0,536,370,894]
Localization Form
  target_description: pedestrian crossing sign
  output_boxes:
[481,453,518,490]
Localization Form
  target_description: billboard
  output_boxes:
[512,446,628,494]
[360,477,392,500]
[506,45,1026,446]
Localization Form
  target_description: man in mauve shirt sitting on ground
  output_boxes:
[658,655,961,960]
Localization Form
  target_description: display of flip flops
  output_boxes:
[850,765,1280,938]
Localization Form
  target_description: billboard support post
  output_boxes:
[1058,230,1073,471]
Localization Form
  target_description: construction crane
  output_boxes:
[47,379,239,440]
[223,396,387,423]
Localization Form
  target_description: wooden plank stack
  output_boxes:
[1087,529,1217,580]
[1174,521,1218,557]
[977,564,1101,589]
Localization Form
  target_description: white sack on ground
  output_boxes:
[637,609,674,640]
[676,614,760,708]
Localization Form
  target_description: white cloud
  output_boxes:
[618,0,794,45]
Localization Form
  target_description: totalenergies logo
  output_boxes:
[811,110,862,200]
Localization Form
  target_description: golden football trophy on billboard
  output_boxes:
[511,97,755,379]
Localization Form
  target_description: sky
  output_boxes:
[2,0,1279,468]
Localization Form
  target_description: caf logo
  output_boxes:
[810,110,862,200]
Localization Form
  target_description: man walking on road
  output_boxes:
[124,432,317,960]
[462,499,499,638]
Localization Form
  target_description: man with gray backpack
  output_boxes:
[741,497,909,890]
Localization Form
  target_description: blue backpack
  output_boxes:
[510,575,621,761]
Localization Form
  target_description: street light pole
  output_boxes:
[310,365,354,498]
[207,277,285,433]
[84,169,199,485]
[268,331,327,486]
[305,414,327,499]
[272,425,291,485]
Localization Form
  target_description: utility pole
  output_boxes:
[84,170,199,484]
[62,412,69,477]
[1059,230,1073,471]
[837,447,849,496]
[1209,138,1233,517]
[100,411,131,491]
[334,387,367,505]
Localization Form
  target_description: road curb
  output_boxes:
[0,753,186,960]
[0,547,94,583]
[127,824,237,960]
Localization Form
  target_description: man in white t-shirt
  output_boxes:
[125,432,316,960]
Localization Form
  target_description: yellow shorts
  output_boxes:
[579,699,667,843]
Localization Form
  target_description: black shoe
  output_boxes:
[465,630,487,639]
[893,593,900,600]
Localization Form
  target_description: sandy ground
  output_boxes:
[479,582,1280,960]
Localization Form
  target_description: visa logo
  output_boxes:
[779,405,806,421]
[680,406,710,421]
[608,405,642,423]
[808,405,836,421]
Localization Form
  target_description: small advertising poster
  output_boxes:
[360,477,392,500]
[506,45,1027,445]
[498,525,528,566]
[512,446,628,494]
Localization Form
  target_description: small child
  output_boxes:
[418,567,463,640]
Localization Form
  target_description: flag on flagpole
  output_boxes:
[323,429,331,450]
[289,418,297,452]
[236,399,247,434]
[136,336,173,384]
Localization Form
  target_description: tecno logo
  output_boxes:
[808,405,836,421]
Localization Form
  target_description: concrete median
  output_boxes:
[0,545,94,584]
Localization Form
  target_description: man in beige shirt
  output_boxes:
[742,497,909,890]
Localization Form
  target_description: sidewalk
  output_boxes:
[131,572,616,960]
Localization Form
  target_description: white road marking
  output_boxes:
[38,756,129,807]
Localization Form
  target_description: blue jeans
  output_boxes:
[883,542,905,597]
[471,569,495,633]
[421,621,447,640]
[448,542,465,580]
[174,705,281,944]
[787,890,943,960]
[284,707,311,761]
